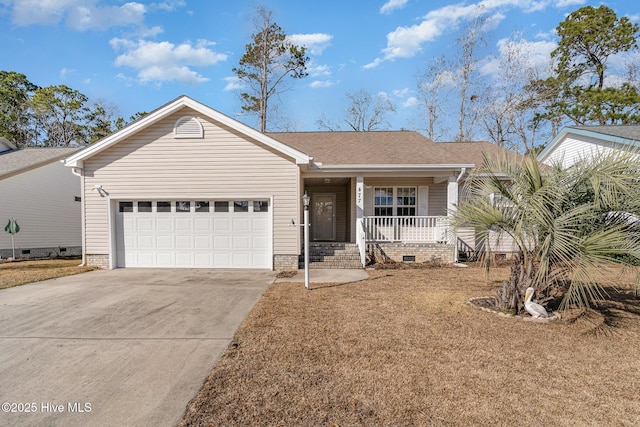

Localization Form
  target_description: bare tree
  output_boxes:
[317,89,396,132]
[480,34,542,151]
[416,56,451,140]
[452,14,486,142]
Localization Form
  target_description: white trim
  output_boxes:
[64,96,311,168]
[108,197,116,269]
[373,186,418,217]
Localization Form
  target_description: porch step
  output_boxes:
[299,243,363,269]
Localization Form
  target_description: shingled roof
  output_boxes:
[567,125,640,143]
[268,131,516,167]
[0,147,82,179]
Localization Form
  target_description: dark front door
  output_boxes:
[313,193,336,240]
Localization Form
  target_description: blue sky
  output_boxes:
[1,0,638,138]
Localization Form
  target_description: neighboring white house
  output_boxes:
[0,138,82,258]
[538,125,640,167]
[64,96,517,270]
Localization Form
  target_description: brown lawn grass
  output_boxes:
[0,258,97,290]
[181,264,640,426]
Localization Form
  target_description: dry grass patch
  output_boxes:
[181,264,640,426]
[0,259,97,290]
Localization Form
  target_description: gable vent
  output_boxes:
[174,116,204,138]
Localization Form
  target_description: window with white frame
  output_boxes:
[374,187,393,216]
[396,187,416,216]
[374,187,417,216]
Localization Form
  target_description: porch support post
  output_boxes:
[447,176,459,259]
[447,176,459,214]
[355,176,366,267]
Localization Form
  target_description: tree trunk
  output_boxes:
[495,252,536,313]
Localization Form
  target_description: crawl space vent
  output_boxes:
[174,116,204,138]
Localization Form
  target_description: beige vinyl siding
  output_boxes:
[0,161,81,250]
[364,177,448,216]
[83,108,299,256]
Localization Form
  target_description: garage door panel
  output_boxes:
[175,252,192,267]
[214,253,230,267]
[232,217,250,232]
[116,199,271,269]
[232,253,250,268]
[156,252,174,266]
[213,235,230,249]
[194,235,212,250]
[194,217,211,232]
[233,235,250,250]
[137,252,155,266]
[252,217,269,230]
[175,235,192,249]
[175,217,192,231]
[194,253,213,267]
[252,235,269,250]
[213,217,230,231]
[137,235,154,249]
[137,217,154,231]
[156,218,173,231]
[156,235,173,249]
[253,253,270,267]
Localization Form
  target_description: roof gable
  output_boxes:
[538,125,640,163]
[64,96,311,168]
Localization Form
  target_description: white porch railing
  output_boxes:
[364,216,449,243]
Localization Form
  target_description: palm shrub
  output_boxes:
[453,150,640,313]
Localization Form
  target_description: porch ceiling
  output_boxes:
[304,177,351,186]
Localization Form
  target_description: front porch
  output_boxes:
[302,175,461,267]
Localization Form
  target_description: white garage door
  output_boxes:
[115,200,271,268]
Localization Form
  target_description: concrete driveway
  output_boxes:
[0,268,275,427]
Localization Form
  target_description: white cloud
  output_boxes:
[307,62,331,78]
[8,0,147,30]
[59,67,75,79]
[223,76,244,91]
[365,0,584,68]
[287,33,333,55]
[402,96,419,108]
[380,0,408,15]
[111,38,227,85]
[309,80,335,88]
[151,0,186,12]
[392,88,411,98]
[479,37,556,80]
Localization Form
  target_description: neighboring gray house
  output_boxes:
[64,96,514,270]
[538,125,640,167]
[0,138,82,258]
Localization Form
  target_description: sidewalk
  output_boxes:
[275,269,369,283]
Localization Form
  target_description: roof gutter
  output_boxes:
[309,163,475,173]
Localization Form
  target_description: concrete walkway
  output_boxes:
[0,269,275,427]
[275,269,369,284]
